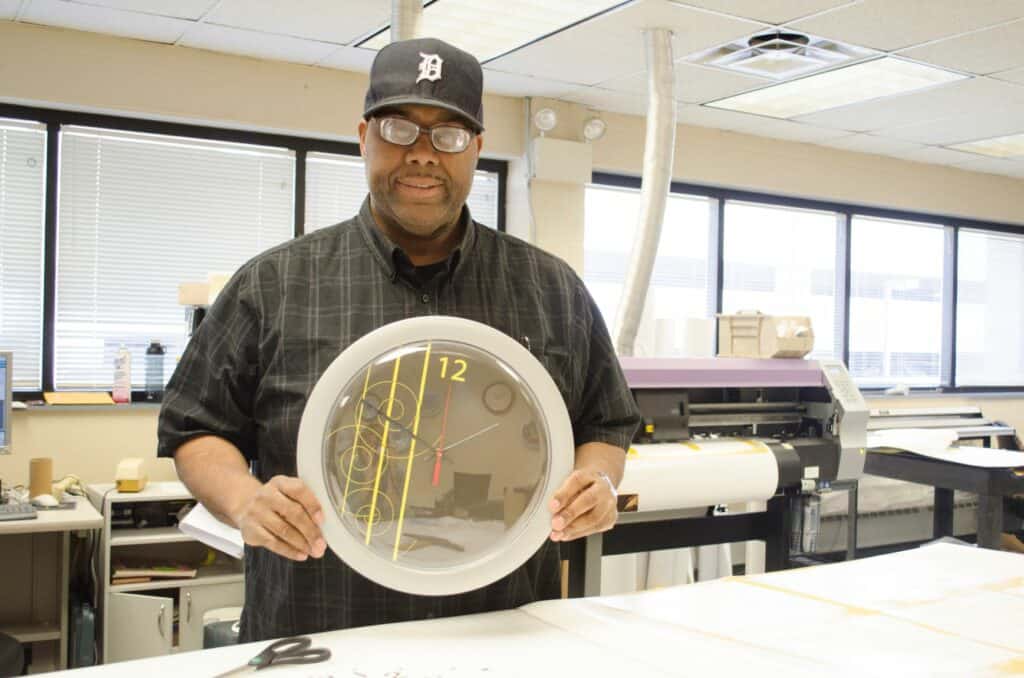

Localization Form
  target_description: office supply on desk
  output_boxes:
[29,457,53,499]
[213,636,331,677]
[42,391,114,405]
[0,351,11,455]
[114,457,148,492]
[0,502,37,521]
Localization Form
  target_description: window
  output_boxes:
[583,184,713,354]
[305,151,501,232]
[0,119,46,390]
[722,201,840,359]
[849,216,946,387]
[956,228,1024,386]
[55,126,295,389]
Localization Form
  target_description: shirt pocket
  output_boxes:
[527,343,575,413]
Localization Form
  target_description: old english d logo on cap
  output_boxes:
[416,53,443,83]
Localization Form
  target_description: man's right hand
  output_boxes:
[233,475,327,561]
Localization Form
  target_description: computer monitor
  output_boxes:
[0,351,11,455]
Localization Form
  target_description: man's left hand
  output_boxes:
[548,469,617,542]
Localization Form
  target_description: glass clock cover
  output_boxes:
[297,316,573,596]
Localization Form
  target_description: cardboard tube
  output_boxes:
[29,457,53,498]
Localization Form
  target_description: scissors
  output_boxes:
[213,636,331,676]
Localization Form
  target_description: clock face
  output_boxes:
[298,317,573,595]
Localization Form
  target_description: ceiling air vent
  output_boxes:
[690,31,874,80]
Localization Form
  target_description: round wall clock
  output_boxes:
[297,316,573,595]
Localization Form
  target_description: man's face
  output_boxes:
[358,104,484,241]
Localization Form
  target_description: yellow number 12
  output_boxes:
[439,357,468,382]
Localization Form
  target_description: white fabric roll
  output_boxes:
[619,440,779,511]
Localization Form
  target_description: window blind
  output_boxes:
[56,126,295,389]
[0,119,46,390]
[849,216,945,387]
[956,228,1024,386]
[722,201,841,360]
[583,184,713,355]
[305,151,500,232]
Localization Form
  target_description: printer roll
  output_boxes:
[618,440,779,511]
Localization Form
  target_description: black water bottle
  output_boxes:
[145,340,166,402]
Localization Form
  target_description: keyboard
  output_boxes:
[0,502,38,521]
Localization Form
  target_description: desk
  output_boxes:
[43,544,1024,677]
[0,497,103,671]
[864,451,1024,549]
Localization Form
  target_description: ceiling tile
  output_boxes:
[487,0,764,86]
[316,45,377,72]
[69,0,216,21]
[0,0,22,20]
[671,104,850,142]
[896,146,991,167]
[790,0,1024,51]
[898,19,1024,75]
[598,61,771,104]
[797,77,1024,132]
[561,86,649,117]
[178,23,339,65]
[482,70,580,99]
[20,0,191,43]
[669,0,854,25]
[992,66,1024,85]
[205,0,388,45]
[880,102,1024,145]
[952,155,1024,178]
[818,134,924,156]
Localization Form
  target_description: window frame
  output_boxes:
[590,171,1024,394]
[0,102,506,399]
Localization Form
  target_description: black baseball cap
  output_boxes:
[363,38,485,133]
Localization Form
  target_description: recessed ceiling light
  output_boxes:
[706,57,968,119]
[360,0,627,62]
[690,31,874,81]
[947,133,1024,158]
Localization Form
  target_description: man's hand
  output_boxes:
[548,468,618,542]
[233,475,327,561]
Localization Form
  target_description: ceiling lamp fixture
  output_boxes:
[582,115,607,142]
[532,107,558,136]
[690,31,873,81]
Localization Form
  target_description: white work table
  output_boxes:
[0,497,103,671]
[0,496,103,535]
[48,543,1024,677]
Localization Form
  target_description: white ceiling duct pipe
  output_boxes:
[391,0,423,42]
[613,28,676,356]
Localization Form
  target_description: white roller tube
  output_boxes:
[391,0,422,42]
[613,28,676,356]
[618,441,779,512]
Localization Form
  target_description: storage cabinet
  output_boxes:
[87,482,244,664]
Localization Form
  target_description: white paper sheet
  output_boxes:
[178,502,244,559]
[619,440,779,511]
[868,429,1024,468]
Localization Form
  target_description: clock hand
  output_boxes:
[432,382,454,487]
[359,397,437,453]
[441,422,500,453]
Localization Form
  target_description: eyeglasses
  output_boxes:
[375,117,475,154]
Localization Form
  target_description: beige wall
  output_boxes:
[2,21,1023,488]
[0,409,170,486]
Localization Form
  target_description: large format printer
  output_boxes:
[568,357,869,596]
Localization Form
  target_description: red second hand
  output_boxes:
[432,381,454,487]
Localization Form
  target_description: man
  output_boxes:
[158,37,639,641]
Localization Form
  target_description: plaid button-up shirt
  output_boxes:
[158,197,640,641]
